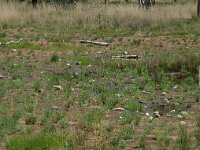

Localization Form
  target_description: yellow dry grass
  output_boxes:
[0,1,197,28]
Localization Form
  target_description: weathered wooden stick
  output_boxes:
[0,38,22,46]
[112,55,139,60]
[80,40,109,46]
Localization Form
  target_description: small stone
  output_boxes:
[51,105,60,110]
[12,49,17,52]
[67,63,70,66]
[53,85,63,91]
[119,116,123,119]
[173,85,178,90]
[161,92,167,96]
[180,121,186,125]
[142,91,150,94]
[171,110,176,113]
[74,61,81,65]
[97,51,102,54]
[145,113,150,116]
[124,51,128,54]
[164,98,169,103]
[177,114,183,119]
[153,111,161,118]
[113,107,125,111]
[0,74,3,79]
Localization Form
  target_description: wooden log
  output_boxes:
[111,55,139,60]
[80,40,109,46]
[198,0,200,17]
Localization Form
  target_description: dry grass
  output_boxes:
[0,2,197,28]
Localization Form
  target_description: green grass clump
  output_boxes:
[25,114,36,125]
[176,124,190,150]
[50,54,59,63]
[33,80,41,92]
[119,110,134,125]
[81,109,104,129]
[0,116,18,139]
[119,125,135,140]
[7,133,66,150]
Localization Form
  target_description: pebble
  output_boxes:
[153,111,161,118]
[164,98,169,103]
[74,61,81,65]
[173,85,178,90]
[145,113,150,116]
[97,51,102,54]
[180,121,186,125]
[12,49,17,52]
[177,114,183,119]
[51,105,60,110]
[0,74,3,79]
[161,92,167,96]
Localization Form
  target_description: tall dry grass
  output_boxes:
[0,2,197,28]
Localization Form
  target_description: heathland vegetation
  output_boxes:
[0,0,200,149]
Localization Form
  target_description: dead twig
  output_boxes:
[0,38,22,46]
[111,55,139,60]
[80,40,109,46]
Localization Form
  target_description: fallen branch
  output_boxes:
[80,40,109,46]
[112,55,139,60]
[0,38,22,46]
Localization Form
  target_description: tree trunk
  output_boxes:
[32,0,38,8]
[198,0,200,17]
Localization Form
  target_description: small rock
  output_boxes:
[142,91,150,94]
[113,107,125,111]
[12,49,17,52]
[161,92,167,96]
[74,61,81,65]
[67,63,70,66]
[177,114,183,119]
[51,105,60,110]
[173,85,178,90]
[53,85,63,91]
[0,74,3,79]
[171,110,176,113]
[124,51,128,54]
[97,51,102,54]
[164,98,169,103]
[119,116,123,119]
[180,121,186,125]
[153,111,161,118]
[145,113,150,116]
